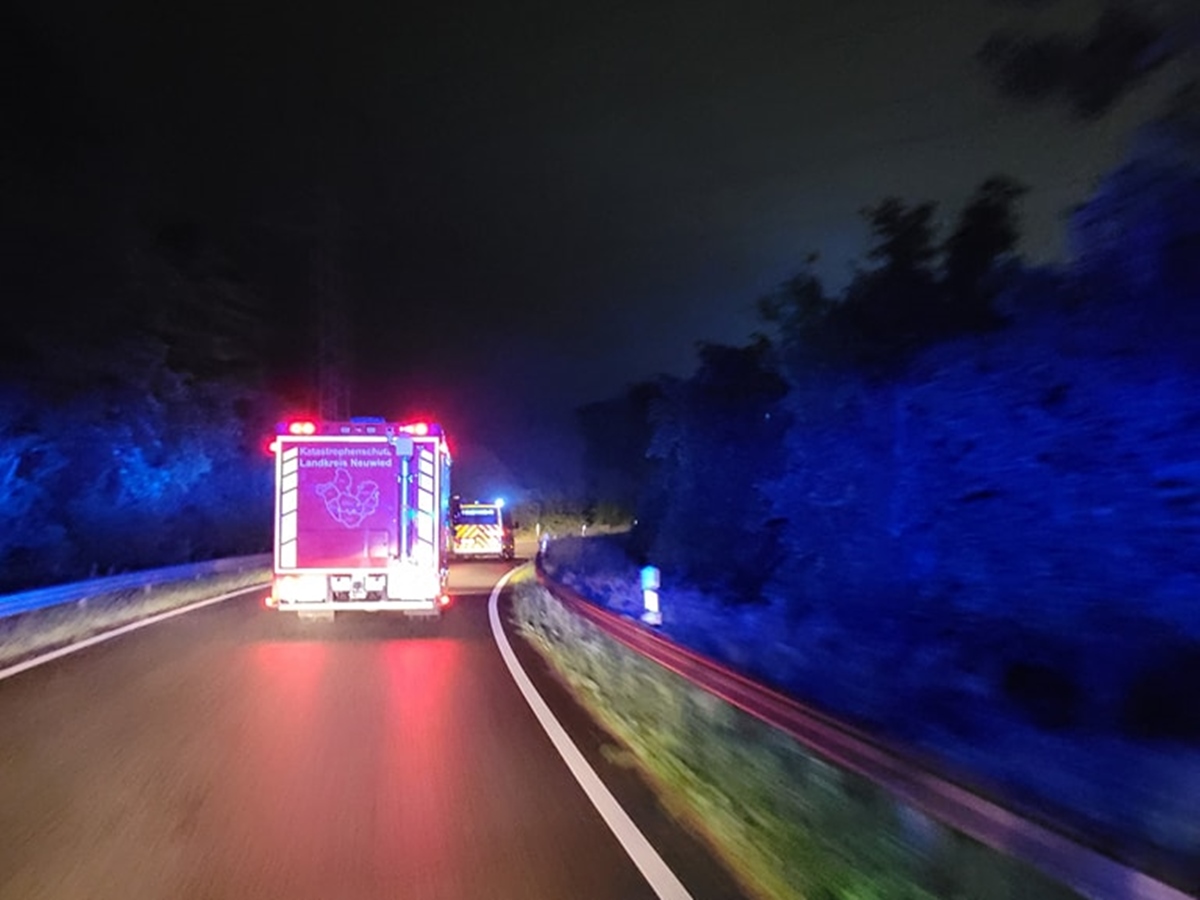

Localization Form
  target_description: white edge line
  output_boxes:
[0,582,270,682]
[488,566,694,900]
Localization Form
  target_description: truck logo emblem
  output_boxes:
[315,466,380,528]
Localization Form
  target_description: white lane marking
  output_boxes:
[488,567,694,900]
[0,583,269,682]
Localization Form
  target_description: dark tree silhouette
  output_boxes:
[862,198,939,274]
[130,222,271,383]
[942,175,1028,321]
[576,380,663,518]
[0,215,275,590]
[758,178,1031,364]
[839,197,941,351]
[640,339,790,599]
[978,2,1187,119]
[756,262,841,365]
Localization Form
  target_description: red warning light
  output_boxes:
[265,439,279,455]
[288,421,317,436]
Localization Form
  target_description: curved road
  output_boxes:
[0,556,749,900]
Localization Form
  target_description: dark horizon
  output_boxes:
[6,0,1177,422]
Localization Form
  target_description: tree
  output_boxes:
[757,258,837,361]
[0,387,72,590]
[862,198,939,274]
[128,221,271,383]
[838,198,941,350]
[640,340,790,599]
[942,176,1028,321]
[978,2,1194,120]
[575,379,662,516]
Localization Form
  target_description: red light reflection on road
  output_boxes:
[193,637,473,898]
[243,640,329,770]
[249,640,329,707]
[372,639,467,890]
[211,640,342,891]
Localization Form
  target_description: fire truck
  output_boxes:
[451,499,516,560]
[265,418,453,618]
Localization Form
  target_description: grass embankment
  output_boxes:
[0,566,270,671]
[511,575,1081,900]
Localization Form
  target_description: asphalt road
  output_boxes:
[0,554,750,900]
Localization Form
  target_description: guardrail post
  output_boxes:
[640,565,661,626]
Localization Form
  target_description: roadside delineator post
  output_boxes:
[640,565,661,626]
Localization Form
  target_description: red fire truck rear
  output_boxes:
[266,418,453,618]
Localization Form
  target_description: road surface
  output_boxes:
[0,554,749,900]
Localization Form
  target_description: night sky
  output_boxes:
[5,0,1165,423]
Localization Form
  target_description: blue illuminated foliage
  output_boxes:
[0,224,275,593]
[0,346,272,592]
[578,147,1200,746]
[566,142,1200,873]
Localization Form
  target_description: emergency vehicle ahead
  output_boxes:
[451,499,515,560]
[266,418,453,618]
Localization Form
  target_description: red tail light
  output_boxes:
[438,593,452,608]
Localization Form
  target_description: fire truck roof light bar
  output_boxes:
[276,420,443,437]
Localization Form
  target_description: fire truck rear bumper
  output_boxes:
[273,599,438,612]
[271,599,448,616]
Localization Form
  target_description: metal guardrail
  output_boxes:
[533,559,1193,900]
[0,555,272,619]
